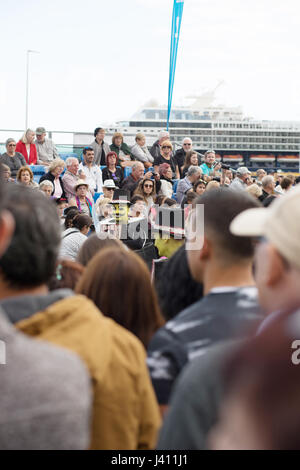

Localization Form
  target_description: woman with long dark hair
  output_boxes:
[76,247,164,348]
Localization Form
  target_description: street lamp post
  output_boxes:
[25,49,39,130]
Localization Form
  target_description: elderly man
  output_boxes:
[122,161,160,196]
[258,175,275,203]
[121,162,145,196]
[256,168,266,186]
[200,150,221,181]
[230,167,252,191]
[131,133,154,168]
[176,166,202,204]
[174,137,196,177]
[35,127,59,166]
[78,147,103,195]
[90,127,110,166]
[150,130,170,160]
[62,157,81,202]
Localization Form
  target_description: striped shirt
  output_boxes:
[147,286,262,405]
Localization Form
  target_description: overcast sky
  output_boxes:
[1,0,299,134]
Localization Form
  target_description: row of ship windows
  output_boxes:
[213,123,300,130]
[171,135,300,145]
[170,130,300,137]
[189,144,298,151]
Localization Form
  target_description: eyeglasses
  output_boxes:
[8,144,16,147]
[144,184,153,188]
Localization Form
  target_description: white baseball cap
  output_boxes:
[230,185,300,269]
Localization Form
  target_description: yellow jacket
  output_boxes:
[16,295,161,450]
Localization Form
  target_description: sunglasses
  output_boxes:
[183,143,192,146]
[8,144,16,147]
[144,184,153,188]
[105,188,114,191]
[162,146,172,149]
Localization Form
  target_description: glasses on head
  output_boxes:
[144,184,153,189]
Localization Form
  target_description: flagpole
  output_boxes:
[167,0,184,131]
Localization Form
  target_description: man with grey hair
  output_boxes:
[62,157,81,202]
[258,175,276,203]
[35,127,58,166]
[122,161,159,196]
[230,166,252,191]
[150,130,170,160]
[176,165,202,204]
[174,137,196,178]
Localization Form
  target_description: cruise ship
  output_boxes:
[75,87,300,173]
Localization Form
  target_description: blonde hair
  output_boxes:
[160,140,173,150]
[95,197,112,216]
[112,132,123,145]
[246,183,263,199]
[49,159,66,172]
[135,133,145,142]
[206,181,220,191]
[21,128,35,144]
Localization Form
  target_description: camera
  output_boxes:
[220,163,231,170]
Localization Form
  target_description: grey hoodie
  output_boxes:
[0,299,91,450]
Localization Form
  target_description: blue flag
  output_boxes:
[167,0,184,131]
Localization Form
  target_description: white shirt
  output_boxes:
[78,163,103,194]
[60,228,87,261]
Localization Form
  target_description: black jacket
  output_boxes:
[39,172,67,199]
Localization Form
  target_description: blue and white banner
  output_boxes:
[167,0,184,131]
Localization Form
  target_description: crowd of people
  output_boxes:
[1,125,300,450]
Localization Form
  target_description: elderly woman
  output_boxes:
[95,197,113,221]
[158,163,173,198]
[39,180,54,197]
[131,133,154,168]
[16,129,37,165]
[110,132,134,168]
[0,138,27,179]
[39,158,66,199]
[134,177,156,213]
[16,166,38,188]
[102,151,123,187]
[69,180,93,217]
